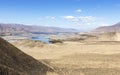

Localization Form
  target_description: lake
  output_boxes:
[31,36,50,43]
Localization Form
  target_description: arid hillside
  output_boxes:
[0,37,56,75]
[59,32,120,42]
[81,32,120,41]
[93,22,120,33]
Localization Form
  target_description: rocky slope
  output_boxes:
[0,37,55,75]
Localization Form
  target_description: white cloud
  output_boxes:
[63,16,76,21]
[63,16,95,23]
[45,16,55,20]
[77,16,95,22]
[76,9,82,13]
[63,15,96,26]
[97,22,109,26]
[38,16,55,21]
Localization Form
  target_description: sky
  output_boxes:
[0,0,120,31]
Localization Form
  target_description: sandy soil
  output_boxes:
[12,40,120,75]
[12,41,120,59]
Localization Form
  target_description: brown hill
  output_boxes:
[93,22,120,33]
[0,37,55,75]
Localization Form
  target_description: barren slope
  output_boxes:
[0,37,55,75]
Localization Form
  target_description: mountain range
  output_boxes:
[1,22,120,34]
[0,23,77,34]
[93,22,120,33]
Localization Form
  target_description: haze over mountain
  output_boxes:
[93,22,120,33]
[0,23,78,34]
[0,37,55,75]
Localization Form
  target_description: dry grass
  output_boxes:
[12,39,120,75]
[41,53,120,75]
[13,40,120,59]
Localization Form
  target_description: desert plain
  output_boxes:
[7,32,120,75]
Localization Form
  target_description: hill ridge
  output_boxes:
[92,22,120,33]
[0,37,55,75]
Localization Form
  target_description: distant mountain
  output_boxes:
[92,22,120,33]
[0,37,54,75]
[0,23,78,34]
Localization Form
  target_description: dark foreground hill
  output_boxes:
[0,37,54,75]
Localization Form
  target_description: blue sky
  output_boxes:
[0,0,120,30]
